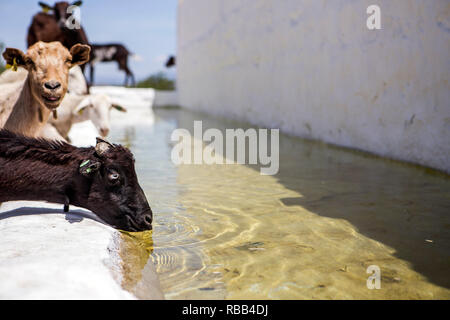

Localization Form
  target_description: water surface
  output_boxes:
[110,107,450,299]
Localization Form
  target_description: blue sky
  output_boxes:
[0,0,177,84]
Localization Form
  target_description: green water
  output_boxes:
[110,108,450,299]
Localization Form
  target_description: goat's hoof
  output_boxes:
[64,204,69,212]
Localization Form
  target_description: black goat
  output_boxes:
[0,130,152,231]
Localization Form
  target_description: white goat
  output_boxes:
[0,68,28,85]
[45,92,126,140]
[67,65,88,95]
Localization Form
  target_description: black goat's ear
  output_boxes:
[79,160,101,177]
[72,1,83,6]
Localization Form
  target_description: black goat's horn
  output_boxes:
[95,137,113,156]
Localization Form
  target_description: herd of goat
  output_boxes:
[0,1,154,232]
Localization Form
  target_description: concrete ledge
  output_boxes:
[90,86,155,108]
[0,201,134,299]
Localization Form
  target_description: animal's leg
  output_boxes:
[118,58,135,87]
[124,73,128,87]
[123,69,134,87]
[129,71,136,87]
[118,61,128,86]
[90,64,95,86]
[64,195,70,212]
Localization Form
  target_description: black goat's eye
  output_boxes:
[108,171,120,181]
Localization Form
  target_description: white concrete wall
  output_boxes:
[177,0,450,173]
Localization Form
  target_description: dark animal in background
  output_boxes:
[165,56,176,68]
[0,130,153,232]
[27,1,90,70]
[89,44,136,86]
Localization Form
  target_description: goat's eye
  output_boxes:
[108,171,120,181]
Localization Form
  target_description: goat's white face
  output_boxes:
[75,94,126,138]
[89,94,112,137]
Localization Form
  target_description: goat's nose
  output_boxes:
[142,213,153,229]
[100,128,110,137]
[44,81,61,90]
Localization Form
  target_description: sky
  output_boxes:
[0,0,177,84]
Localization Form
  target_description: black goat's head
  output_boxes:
[79,138,153,232]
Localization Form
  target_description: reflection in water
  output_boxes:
[118,230,164,299]
[121,127,136,149]
[109,107,450,299]
[119,230,154,291]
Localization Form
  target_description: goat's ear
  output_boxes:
[72,1,83,6]
[79,159,101,177]
[69,44,90,67]
[74,97,92,115]
[74,105,89,115]
[2,48,28,70]
[111,104,127,112]
[95,137,114,157]
[38,2,53,12]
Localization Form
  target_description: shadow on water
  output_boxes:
[154,108,450,290]
[275,139,450,289]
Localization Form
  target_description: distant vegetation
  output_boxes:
[136,72,175,90]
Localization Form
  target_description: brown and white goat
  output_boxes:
[89,44,135,86]
[0,129,153,232]
[1,41,90,137]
